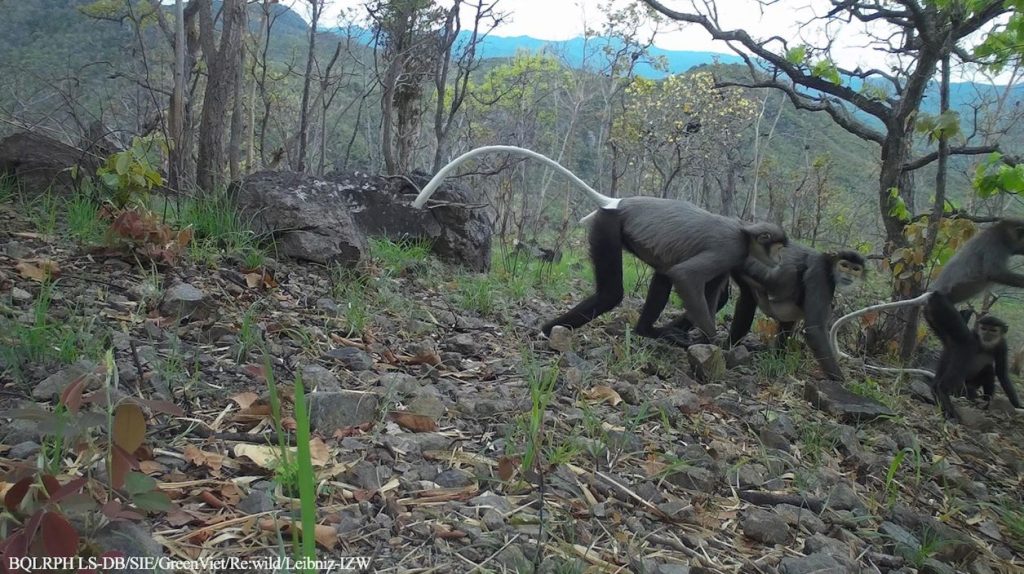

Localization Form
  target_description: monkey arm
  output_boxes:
[801,263,845,381]
[727,276,758,345]
[992,270,1024,289]
[994,344,1023,408]
[742,257,788,291]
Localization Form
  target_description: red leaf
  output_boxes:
[3,477,33,514]
[40,511,79,557]
[101,500,122,519]
[49,477,88,504]
[0,532,27,562]
[60,374,89,414]
[41,475,60,497]
[110,445,137,490]
[497,456,516,481]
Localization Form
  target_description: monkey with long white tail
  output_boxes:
[829,218,1024,421]
[411,145,789,344]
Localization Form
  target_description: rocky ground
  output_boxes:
[2,194,1024,574]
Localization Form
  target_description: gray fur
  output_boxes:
[931,218,1024,302]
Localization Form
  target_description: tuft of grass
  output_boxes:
[454,272,497,315]
[66,193,105,244]
[798,422,840,465]
[608,327,653,376]
[0,173,18,203]
[159,193,264,266]
[330,265,372,337]
[754,343,805,379]
[28,188,60,236]
[848,377,899,412]
[370,237,432,277]
[520,350,560,476]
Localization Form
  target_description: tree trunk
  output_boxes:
[168,0,188,191]
[196,0,244,192]
[296,0,321,172]
[228,2,248,181]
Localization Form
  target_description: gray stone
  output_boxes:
[434,469,474,488]
[726,463,767,488]
[407,393,446,419]
[775,504,827,534]
[741,508,791,545]
[159,283,212,322]
[382,432,453,454]
[879,521,922,560]
[228,171,369,266]
[827,483,867,513]
[804,379,894,422]
[11,287,31,301]
[920,559,957,574]
[307,391,378,432]
[725,345,752,368]
[664,466,716,492]
[380,372,420,396]
[482,509,505,531]
[300,363,341,392]
[238,489,275,514]
[92,521,163,573]
[32,359,101,400]
[350,462,392,491]
[447,333,480,355]
[547,326,572,352]
[803,533,850,556]
[7,441,40,460]
[324,347,374,371]
[778,554,846,574]
[687,344,725,383]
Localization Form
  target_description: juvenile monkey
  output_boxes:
[948,314,1021,407]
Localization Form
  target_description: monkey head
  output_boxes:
[975,314,1008,350]
[742,222,788,265]
[994,217,1024,255]
[830,250,866,293]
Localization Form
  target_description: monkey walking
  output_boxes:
[940,314,1021,407]
[411,145,789,344]
[830,218,1024,421]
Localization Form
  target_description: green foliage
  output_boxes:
[369,237,432,277]
[96,135,165,208]
[66,192,105,244]
[329,266,371,337]
[915,110,961,143]
[972,1,1024,73]
[292,371,318,570]
[810,59,841,84]
[785,45,808,65]
[887,187,911,223]
[973,152,1024,198]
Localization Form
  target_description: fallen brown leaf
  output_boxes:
[582,385,623,406]
[15,259,60,282]
[388,411,439,432]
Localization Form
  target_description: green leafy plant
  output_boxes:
[96,135,165,208]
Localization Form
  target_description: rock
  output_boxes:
[612,380,640,404]
[803,533,850,556]
[307,391,378,431]
[406,393,446,419]
[741,508,791,545]
[759,428,791,451]
[775,504,827,534]
[434,469,474,488]
[380,372,420,396]
[92,521,163,572]
[7,441,40,460]
[910,378,937,403]
[920,559,957,574]
[382,432,453,454]
[469,493,511,514]
[447,333,480,355]
[0,131,99,194]
[238,489,275,514]
[32,359,101,400]
[495,544,531,572]
[482,509,504,531]
[159,283,212,322]
[300,363,341,392]
[228,171,369,266]
[804,379,894,422]
[778,553,846,574]
[350,462,392,490]
[327,170,495,271]
[878,521,921,561]
[547,326,572,352]
[606,430,644,454]
[725,345,752,368]
[890,505,978,563]
[827,483,867,513]
[324,347,374,371]
[726,463,767,488]
[687,344,725,382]
[11,287,31,301]
[664,467,716,492]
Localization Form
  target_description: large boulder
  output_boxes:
[0,131,94,194]
[231,169,495,271]
[325,170,495,272]
[228,171,370,266]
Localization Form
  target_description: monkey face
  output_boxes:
[834,259,865,292]
[977,323,1005,348]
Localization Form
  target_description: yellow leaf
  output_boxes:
[582,386,623,406]
[112,403,146,453]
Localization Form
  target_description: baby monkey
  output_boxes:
[951,313,1023,408]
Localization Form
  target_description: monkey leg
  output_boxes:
[652,274,730,342]
[924,292,975,421]
[776,322,796,350]
[667,255,732,343]
[541,210,624,335]
[727,278,757,346]
[634,273,687,344]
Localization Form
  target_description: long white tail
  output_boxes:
[411,145,619,211]
[828,292,936,378]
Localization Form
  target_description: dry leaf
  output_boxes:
[582,385,623,406]
[244,273,262,289]
[15,259,60,282]
[183,445,225,472]
[112,403,146,453]
[388,411,439,432]
[497,456,516,481]
[308,437,331,467]
[232,444,282,469]
[229,392,260,409]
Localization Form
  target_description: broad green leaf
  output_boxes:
[785,45,807,65]
[130,491,173,513]
[124,471,157,497]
